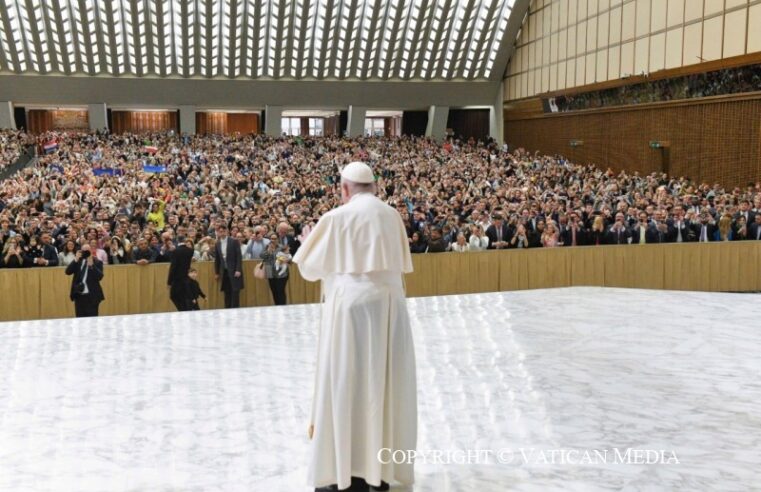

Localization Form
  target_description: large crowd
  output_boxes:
[550,63,761,112]
[1,130,761,269]
[0,129,31,171]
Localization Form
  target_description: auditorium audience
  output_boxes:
[2,130,761,275]
[0,129,31,170]
[551,63,761,112]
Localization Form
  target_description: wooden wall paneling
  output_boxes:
[3,243,761,321]
[447,109,490,140]
[505,95,761,186]
[568,246,606,286]
[0,269,41,320]
[111,111,179,134]
[227,113,259,134]
[27,109,53,134]
[498,248,532,291]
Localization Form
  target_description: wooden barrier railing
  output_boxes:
[1,242,760,322]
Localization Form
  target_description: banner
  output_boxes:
[143,164,167,173]
[43,140,59,154]
[93,168,123,177]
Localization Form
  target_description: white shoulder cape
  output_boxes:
[293,193,413,281]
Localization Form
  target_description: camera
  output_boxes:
[81,250,91,259]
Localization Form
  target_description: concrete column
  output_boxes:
[0,101,15,129]
[178,105,196,134]
[264,105,283,136]
[346,105,367,137]
[87,103,107,132]
[425,105,449,141]
[489,81,505,145]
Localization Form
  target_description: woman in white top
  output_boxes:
[450,233,470,252]
[58,239,78,267]
[468,225,490,251]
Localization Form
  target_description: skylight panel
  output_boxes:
[375,0,399,77]
[8,4,27,72]
[220,0,232,75]
[0,0,518,80]
[484,1,511,76]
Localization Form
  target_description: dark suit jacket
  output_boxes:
[747,223,761,240]
[629,225,651,244]
[691,222,718,242]
[486,224,513,249]
[276,234,300,255]
[734,211,755,225]
[41,244,59,266]
[65,258,105,302]
[646,224,671,244]
[168,245,194,286]
[667,220,694,242]
[561,226,586,246]
[605,226,631,245]
[214,237,244,291]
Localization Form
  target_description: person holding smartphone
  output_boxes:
[65,243,105,318]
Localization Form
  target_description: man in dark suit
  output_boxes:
[65,244,105,318]
[734,200,755,226]
[667,206,694,243]
[214,225,244,308]
[486,214,512,249]
[605,213,631,245]
[561,212,586,247]
[630,212,651,245]
[747,214,761,241]
[646,211,672,244]
[33,232,59,266]
[692,213,718,243]
[168,238,195,311]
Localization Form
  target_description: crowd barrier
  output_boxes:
[1,241,760,322]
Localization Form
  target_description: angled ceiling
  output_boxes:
[0,0,518,82]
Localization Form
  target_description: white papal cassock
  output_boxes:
[293,191,417,490]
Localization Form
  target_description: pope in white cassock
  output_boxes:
[293,161,418,492]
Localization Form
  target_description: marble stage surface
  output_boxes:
[1,287,760,492]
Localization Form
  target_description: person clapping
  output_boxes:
[65,244,105,318]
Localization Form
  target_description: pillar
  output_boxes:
[489,81,505,145]
[264,105,283,136]
[425,105,449,141]
[0,101,15,129]
[347,105,367,137]
[178,105,196,134]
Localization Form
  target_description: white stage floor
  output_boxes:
[1,287,760,491]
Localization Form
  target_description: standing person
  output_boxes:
[167,238,195,311]
[214,225,243,308]
[260,236,290,305]
[293,162,417,492]
[187,268,206,310]
[65,244,105,318]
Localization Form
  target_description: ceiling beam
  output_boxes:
[487,0,529,81]
[454,0,482,79]
[469,0,501,78]
[409,0,435,80]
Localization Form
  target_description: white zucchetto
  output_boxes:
[340,161,375,184]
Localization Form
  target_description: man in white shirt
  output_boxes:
[294,162,417,492]
[214,224,243,308]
